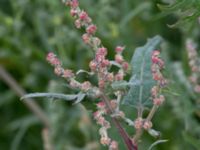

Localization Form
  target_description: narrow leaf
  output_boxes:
[147,139,168,150]
[73,92,86,104]
[123,35,163,107]
[148,129,161,138]
[21,93,78,101]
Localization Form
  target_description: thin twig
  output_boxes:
[0,65,50,127]
[42,128,53,150]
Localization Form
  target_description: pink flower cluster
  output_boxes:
[151,50,166,106]
[46,52,74,78]
[186,39,200,93]
[93,101,119,150]
[66,0,129,91]
[46,52,95,93]
[151,50,167,87]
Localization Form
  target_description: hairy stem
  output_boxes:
[146,105,158,121]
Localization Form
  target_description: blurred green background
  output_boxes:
[0,0,200,150]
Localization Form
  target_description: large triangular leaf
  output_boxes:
[123,35,163,107]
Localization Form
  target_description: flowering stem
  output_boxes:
[100,93,137,150]
[133,105,158,144]
[146,105,158,121]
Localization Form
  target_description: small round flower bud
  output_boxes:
[153,95,165,106]
[97,47,107,56]
[143,121,152,130]
[70,9,78,16]
[151,56,160,64]
[115,54,123,64]
[118,111,125,118]
[115,71,124,81]
[69,80,80,88]
[71,0,79,8]
[122,62,129,71]
[93,111,101,119]
[115,46,125,53]
[106,73,114,82]
[134,117,143,129]
[151,86,158,97]
[46,52,55,62]
[82,33,90,44]
[86,24,97,34]
[97,116,105,125]
[54,67,63,76]
[52,58,61,66]
[96,101,106,109]
[103,121,111,129]
[101,59,110,67]
[81,81,91,92]
[100,137,111,146]
[109,141,118,150]
[75,19,81,28]
[62,69,74,78]
[110,100,118,110]
[89,60,97,71]
[92,37,101,47]
[79,11,88,20]
[153,73,162,81]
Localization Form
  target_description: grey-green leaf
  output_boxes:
[21,93,78,101]
[147,139,168,150]
[73,92,86,104]
[111,78,140,90]
[123,35,163,107]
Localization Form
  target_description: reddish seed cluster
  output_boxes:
[134,117,143,129]
[93,101,118,149]
[46,52,74,79]
[151,50,167,87]
[114,46,129,72]
[66,0,129,91]
[186,39,200,93]
[151,50,167,106]
[46,52,95,93]
[134,117,152,130]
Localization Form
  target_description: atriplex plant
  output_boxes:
[22,0,168,149]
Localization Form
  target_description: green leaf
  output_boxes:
[111,77,140,90]
[148,129,161,138]
[157,0,200,30]
[123,35,163,107]
[21,93,79,101]
[147,139,168,150]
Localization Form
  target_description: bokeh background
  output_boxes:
[0,0,200,150]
